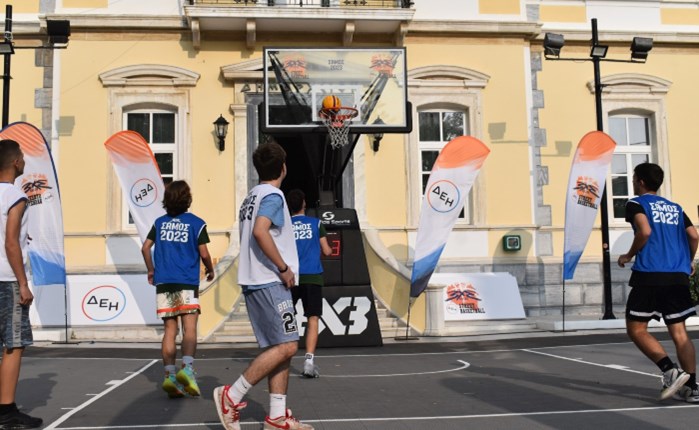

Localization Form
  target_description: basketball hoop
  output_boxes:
[319,107,358,149]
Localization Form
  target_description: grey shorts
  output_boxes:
[244,283,299,349]
[0,281,33,349]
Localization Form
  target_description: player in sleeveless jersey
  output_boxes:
[618,163,699,402]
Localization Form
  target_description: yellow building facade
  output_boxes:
[3,0,699,336]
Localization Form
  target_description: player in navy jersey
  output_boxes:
[286,189,332,378]
[142,180,215,398]
[618,163,699,402]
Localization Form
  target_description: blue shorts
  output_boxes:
[244,283,299,349]
[0,281,33,349]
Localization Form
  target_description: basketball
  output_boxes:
[322,95,342,112]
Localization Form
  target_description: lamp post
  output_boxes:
[2,4,13,128]
[544,18,652,320]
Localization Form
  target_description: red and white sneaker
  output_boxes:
[213,385,247,430]
[264,409,314,430]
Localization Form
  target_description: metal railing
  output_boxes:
[189,0,413,8]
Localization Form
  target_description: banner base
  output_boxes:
[394,336,420,341]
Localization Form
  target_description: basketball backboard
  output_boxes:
[261,47,411,135]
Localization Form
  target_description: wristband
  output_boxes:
[279,265,289,273]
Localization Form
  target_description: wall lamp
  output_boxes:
[631,37,653,61]
[213,114,229,151]
[46,20,70,48]
[371,116,385,152]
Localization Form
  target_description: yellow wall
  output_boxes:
[661,9,699,25]
[7,50,43,125]
[64,0,108,8]
[540,5,587,23]
[479,0,520,15]
[0,1,39,14]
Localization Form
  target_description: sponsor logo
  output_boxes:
[444,282,485,315]
[370,54,396,77]
[321,211,352,226]
[21,173,54,207]
[130,178,158,208]
[296,296,372,336]
[573,176,600,209]
[427,180,461,213]
[82,285,126,322]
[283,55,307,79]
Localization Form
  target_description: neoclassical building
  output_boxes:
[5,0,699,337]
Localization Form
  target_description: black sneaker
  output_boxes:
[0,407,43,429]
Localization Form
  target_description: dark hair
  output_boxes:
[634,162,663,192]
[286,189,305,214]
[253,142,286,181]
[162,180,192,216]
[0,139,22,169]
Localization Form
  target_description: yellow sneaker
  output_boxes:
[176,365,201,397]
[162,374,185,398]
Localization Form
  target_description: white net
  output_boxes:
[319,107,358,149]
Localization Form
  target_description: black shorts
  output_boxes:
[291,284,323,317]
[626,285,697,325]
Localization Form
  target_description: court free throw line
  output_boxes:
[43,359,159,430]
[522,349,661,378]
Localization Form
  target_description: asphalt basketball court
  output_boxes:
[9,328,698,430]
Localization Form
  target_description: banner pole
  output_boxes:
[395,295,418,341]
[562,279,566,332]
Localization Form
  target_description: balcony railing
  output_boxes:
[189,0,413,8]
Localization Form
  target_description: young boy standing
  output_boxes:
[213,142,312,430]
[286,189,331,378]
[142,180,215,398]
[0,139,42,428]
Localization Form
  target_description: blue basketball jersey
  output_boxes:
[292,215,324,275]
[153,212,207,285]
[630,194,691,274]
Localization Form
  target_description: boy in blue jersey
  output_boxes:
[142,180,215,398]
[286,189,332,378]
[618,163,699,402]
[214,143,313,430]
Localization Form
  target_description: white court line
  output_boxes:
[44,359,159,430]
[522,349,661,378]
[321,359,470,378]
[54,404,699,429]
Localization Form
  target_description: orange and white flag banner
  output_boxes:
[563,131,616,280]
[410,136,490,298]
[104,131,165,243]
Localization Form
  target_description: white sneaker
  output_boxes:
[301,360,319,378]
[660,367,690,400]
[213,385,247,430]
[672,384,699,403]
[264,409,314,430]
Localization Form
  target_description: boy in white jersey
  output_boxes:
[0,139,42,429]
[213,142,312,430]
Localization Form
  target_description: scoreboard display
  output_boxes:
[303,208,383,347]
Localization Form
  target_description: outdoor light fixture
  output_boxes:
[0,41,13,55]
[213,114,229,151]
[542,18,654,322]
[371,116,385,152]
[631,37,653,61]
[543,32,565,58]
[590,44,608,58]
[46,19,70,48]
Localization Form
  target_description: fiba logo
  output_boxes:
[130,178,158,208]
[427,180,461,213]
[321,211,335,221]
[82,285,126,322]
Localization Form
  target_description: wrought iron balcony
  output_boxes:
[189,0,413,8]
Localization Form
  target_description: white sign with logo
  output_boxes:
[431,272,525,321]
[29,274,159,326]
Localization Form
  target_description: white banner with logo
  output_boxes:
[104,131,166,243]
[29,274,159,326]
[410,136,490,298]
[431,272,525,321]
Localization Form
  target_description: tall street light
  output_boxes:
[544,18,653,320]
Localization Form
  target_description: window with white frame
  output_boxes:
[418,109,470,222]
[123,109,178,226]
[608,115,652,220]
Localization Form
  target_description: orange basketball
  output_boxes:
[322,95,342,112]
